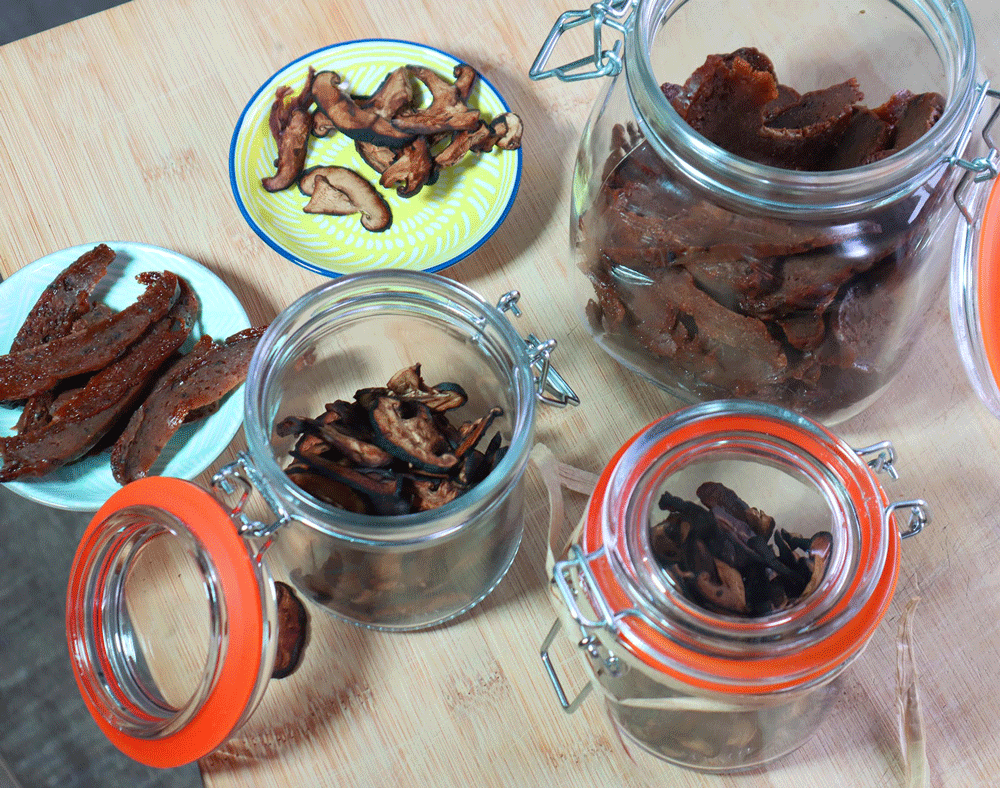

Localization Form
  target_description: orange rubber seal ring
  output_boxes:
[66,477,265,768]
[581,409,899,695]
[977,176,1000,392]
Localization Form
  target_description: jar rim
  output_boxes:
[578,400,901,694]
[66,478,275,767]
[243,269,538,545]
[625,0,978,217]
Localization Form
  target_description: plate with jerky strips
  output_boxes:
[0,242,263,511]
[229,38,523,277]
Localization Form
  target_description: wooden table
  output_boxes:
[2,1,999,786]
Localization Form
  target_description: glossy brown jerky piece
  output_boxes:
[0,281,198,481]
[0,271,179,401]
[110,326,267,484]
[11,244,115,353]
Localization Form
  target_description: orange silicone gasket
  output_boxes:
[66,477,265,768]
[580,409,899,695]
[977,176,1000,393]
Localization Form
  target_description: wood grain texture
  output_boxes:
[2,1,1000,786]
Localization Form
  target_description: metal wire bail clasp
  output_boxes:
[540,544,625,713]
[529,0,638,82]
[855,441,930,539]
[496,291,580,407]
[212,453,293,555]
[951,80,1000,224]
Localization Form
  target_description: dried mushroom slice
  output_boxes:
[312,70,415,148]
[262,70,316,192]
[299,166,392,232]
[392,65,482,134]
[651,481,833,617]
[271,581,308,679]
[386,363,468,412]
[281,364,508,515]
[367,395,459,472]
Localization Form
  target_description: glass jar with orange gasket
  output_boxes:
[539,400,930,772]
[64,270,578,769]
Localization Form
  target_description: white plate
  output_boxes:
[0,242,250,511]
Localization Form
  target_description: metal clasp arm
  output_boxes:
[529,1,637,82]
[951,81,1000,224]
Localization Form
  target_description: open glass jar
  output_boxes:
[533,0,999,423]
[539,400,928,772]
[66,270,576,766]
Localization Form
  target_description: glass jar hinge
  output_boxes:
[529,0,637,82]
[496,291,581,407]
[951,81,1000,224]
[211,452,294,551]
[855,440,900,480]
[885,499,930,539]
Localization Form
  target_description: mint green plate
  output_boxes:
[229,39,522,277]
[0,242,250,511]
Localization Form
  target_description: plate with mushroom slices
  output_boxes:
[229,38,523,277]
[0,242,251,511]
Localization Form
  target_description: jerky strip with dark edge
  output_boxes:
[110,326,268,484]
[0,279,199,481]
[0,271,179,401]
[10,244,115,353]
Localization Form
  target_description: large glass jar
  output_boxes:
[539,400,929,771]
[532,0,998,423]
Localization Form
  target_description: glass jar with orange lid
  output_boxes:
[539,399,929,771]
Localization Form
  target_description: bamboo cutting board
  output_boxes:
[2,1,1000,787]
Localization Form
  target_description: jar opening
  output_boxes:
[626,0,977,217]
[243,270,538,546]
[68,507,223,738]
[66,478,275,767]
[581,401,900,693]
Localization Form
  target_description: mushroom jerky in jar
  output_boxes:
[238,270,577,631]
[532,0,999,423]
[539,400,928,771]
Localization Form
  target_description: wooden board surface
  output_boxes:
[2,1,1000,786]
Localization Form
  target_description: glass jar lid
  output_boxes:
[573,401,907,695]
[66,477,276,767]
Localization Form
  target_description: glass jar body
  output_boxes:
[548,401,905,771]
[571,0,980,423]
[243,271,538,630]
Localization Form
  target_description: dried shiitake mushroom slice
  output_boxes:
[298,165,392,232]
[392,65,482,134]
[272,581,309,679]
[312,70,415,148]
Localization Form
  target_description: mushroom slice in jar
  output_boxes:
[386,363,469,412]
[275,414,392,468]
[271,581,309,679]
[366,395,459,473]
[288,448,409,515]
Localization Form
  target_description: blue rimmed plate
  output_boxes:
[229,38,522,277]
[0,242,250,511]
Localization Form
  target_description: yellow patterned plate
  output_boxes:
[229,39,522,277]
